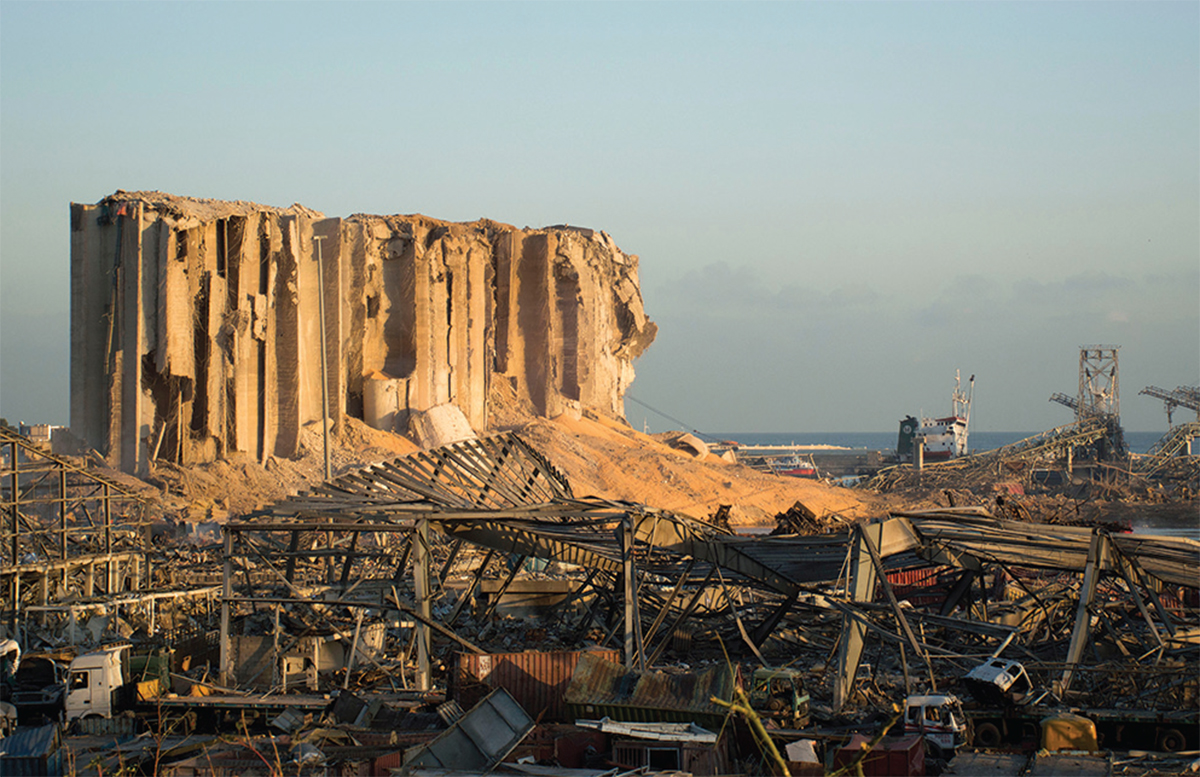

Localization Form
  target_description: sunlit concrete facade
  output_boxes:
[70,191,656,475]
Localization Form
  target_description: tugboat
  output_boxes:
[898,371,974,463]
[772,453,819,478]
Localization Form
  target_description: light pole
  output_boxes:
[313,235,332,482]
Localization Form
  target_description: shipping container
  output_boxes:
[0,723,62,777]
[452,648,621,723]
[564,653,735,730]
[613,737,730,776]
[834,734,925,777]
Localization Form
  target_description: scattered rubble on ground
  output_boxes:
[4,194,1195,773]
[2,418,1196,776]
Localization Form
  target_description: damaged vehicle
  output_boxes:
[747,666,810,728]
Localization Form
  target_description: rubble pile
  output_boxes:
[0,194,1191,773]
[2,425,1197,776]
[861,419,1200,532]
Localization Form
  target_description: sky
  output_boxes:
[1,1,1197,434]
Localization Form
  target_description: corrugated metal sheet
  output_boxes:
[884,565,953,607]
[507,723,606,769]
[0,723,61,777]
[453,649,620,723]
[563,653,734,729]
[400,687,534,773]
[370,749,405,776]
[0,724,59,757]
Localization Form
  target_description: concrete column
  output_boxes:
[229,215,257,455]
[429,242,452,407]
[157,223,194,380]
[70,204,118,453]
[411,237,434,411]
[260,216,281,461]
[518,234,552,415]
[273,217,301,457]
[204,267,228,456]
[465,242,490,429]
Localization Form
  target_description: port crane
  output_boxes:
[1138,385,1200,427]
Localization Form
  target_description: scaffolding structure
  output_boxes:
[0,426,151,631]
[1078,346,1120,418]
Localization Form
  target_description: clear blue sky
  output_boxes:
[2,2,1197,433]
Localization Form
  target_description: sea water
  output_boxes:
[715,430,1197,538]
[709,430,1167,455]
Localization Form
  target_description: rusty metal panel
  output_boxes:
[453,648,620,722]
[564,652,734,729]
[612,738,730,776]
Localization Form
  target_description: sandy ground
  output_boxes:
[512,413,898,525]
[112,410,905,528]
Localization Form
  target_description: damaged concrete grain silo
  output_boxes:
[70,191,656,475]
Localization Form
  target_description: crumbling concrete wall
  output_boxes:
[70,191,656,475]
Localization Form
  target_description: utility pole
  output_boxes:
[313,235,332,482]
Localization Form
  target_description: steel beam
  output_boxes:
[1060,531,1108,695]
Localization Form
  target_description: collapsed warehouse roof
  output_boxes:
[4,427,1196,772]
[210,431,1197,715]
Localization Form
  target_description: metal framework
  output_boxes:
[1140,385,1200,427]
[1135,422,1200,476]
[1078,345,1120,418]
[0,426,150,629]
[215,432,1197,720]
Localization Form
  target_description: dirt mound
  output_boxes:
[136,408,900,529]
[147,416,420,521]
[511,413,897,526]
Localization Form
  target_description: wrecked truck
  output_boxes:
[747,666,811,728]
[57,644,328,732]
[903,693,970,759]
[959,659,1198,753]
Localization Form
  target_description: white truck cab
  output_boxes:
[65,645,129,721]
[963,658,1033,705]
[904,694,969,756]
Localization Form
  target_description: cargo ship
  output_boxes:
[897,372,974,463]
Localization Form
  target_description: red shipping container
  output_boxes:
[371,749,405,777]
[452,649,621,723]
[506,724,606,768]
[834,734,925,777]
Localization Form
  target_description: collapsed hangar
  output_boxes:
[214,432,1199,712]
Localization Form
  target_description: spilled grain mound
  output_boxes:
[511,413,894,526]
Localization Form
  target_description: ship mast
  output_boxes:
[952,370,974,456]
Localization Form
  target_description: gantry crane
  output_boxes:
[1138,385,1200,427]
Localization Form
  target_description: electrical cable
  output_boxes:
[624,393,722,443]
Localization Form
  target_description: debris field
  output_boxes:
[1,424,1196,777]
